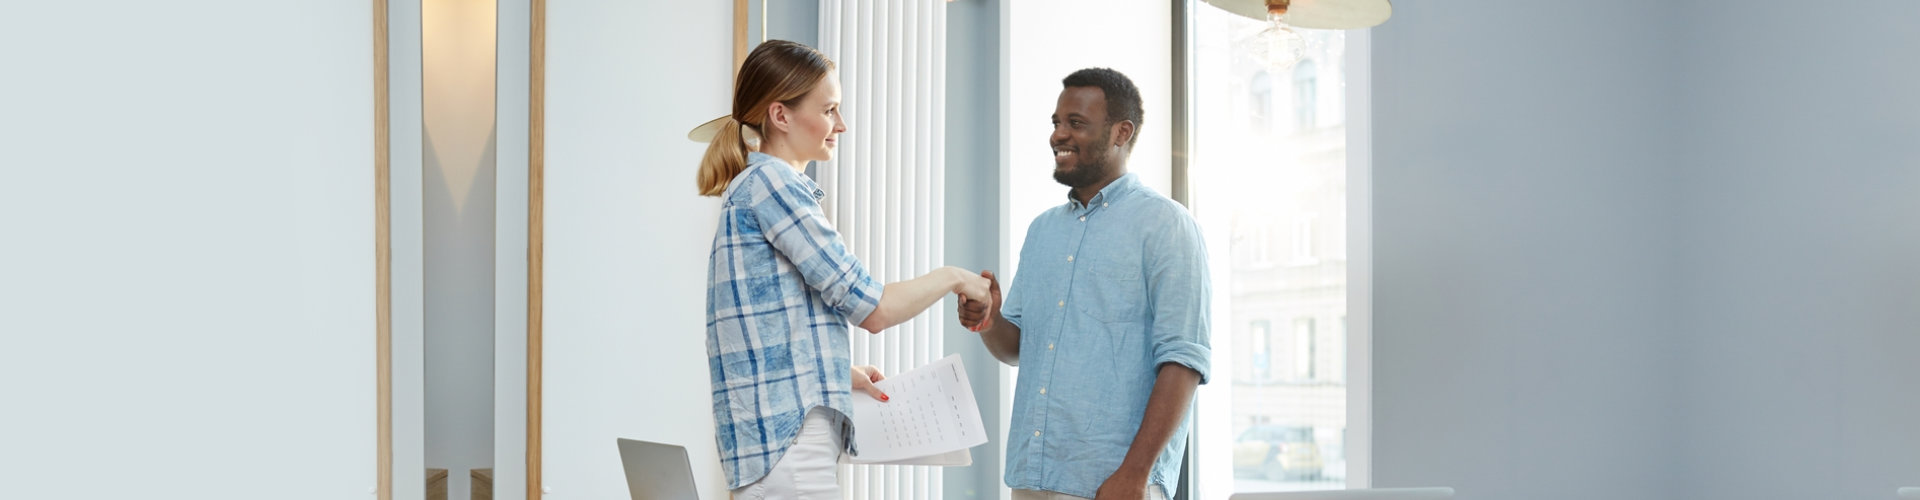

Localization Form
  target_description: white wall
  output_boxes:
[493,0,532,498]
[1371,1,1683,499]
[423,1,498,499]
[538,1,733,500]
[0,2,379,498]
[392,0,430,497]
[1673,1,1920,499]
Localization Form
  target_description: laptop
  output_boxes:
[616,438,700,500]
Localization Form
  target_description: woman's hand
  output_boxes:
[852,364,888,402]
[951,267,993,306]
[959,270,1000,332]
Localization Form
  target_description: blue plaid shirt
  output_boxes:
[1001,173,1212,499]
[706,153,883,489]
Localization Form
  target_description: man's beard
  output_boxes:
[1052,136,1111,188]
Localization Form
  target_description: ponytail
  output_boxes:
[697,40,834,197]
[696,117,752,196]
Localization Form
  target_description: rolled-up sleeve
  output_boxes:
[1146,211,1212,384]
[998,218,1049,331]
[743,166,883,326]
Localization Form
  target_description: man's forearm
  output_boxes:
[978,309,1021,365]
[1113,363,1202,480]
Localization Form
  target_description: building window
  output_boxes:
[1334,316,1348,383]
[1251,70,1274,135]
[1294,318,1316,381]
[1255,223,1274,266]
[1291,214,1316,265]
[1251,320,1272,381]
[1293,59,1317,130]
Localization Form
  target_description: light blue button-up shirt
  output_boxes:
[1000,172,1212,499]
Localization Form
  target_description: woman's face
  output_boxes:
[783,73,846,164]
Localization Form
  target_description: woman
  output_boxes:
[698,40,992,500]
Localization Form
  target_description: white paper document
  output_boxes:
[841,354,988,466]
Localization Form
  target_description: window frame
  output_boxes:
[1172,1,1374,497]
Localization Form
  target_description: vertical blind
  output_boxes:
[817,0,947,499]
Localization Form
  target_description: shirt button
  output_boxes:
[1034,430,1042,437]
[1079,216,1086,222]
[1040,387,1047,395]
[1058,300,1065,307]
[1103,202,1109,207]
[1049,343,1054,350]
[1066,255,1074,262]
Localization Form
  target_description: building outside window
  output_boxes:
[1187,1,1359,495]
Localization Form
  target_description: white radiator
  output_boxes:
[817,0,948,499]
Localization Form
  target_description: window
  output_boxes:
[1254,222,1273,266]
[1250,320,1272,381]
[1291,214,1316,265]
[1333,316,1348,383]
[1250,71,1274,135]
[1186,1,1364,495]
[1294,318,1316,381]
[1293,59,1318,130]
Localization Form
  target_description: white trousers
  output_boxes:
[731,408,845,500]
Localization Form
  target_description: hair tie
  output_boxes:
[739,122,762,151]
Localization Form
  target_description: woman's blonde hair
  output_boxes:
[697,40,837,196]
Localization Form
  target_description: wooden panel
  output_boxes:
[527,0,546,499]
[471,468,494,500]
[733,0,748,74]
[374,1,393,499]
[426,469,449,500]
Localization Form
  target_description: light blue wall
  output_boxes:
[763,0,819,48]
[1371,1,1683,499]
[1673,1,1920,499]
[945,1,1006,498]
[1374,1,1920,499]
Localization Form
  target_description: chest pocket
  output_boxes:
[1074,259,1144,323]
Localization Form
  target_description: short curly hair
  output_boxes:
[1062,67,1143,147]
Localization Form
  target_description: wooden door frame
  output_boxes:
[527,0,546,498]
[374,0,393,499]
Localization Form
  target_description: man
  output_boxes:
[959,68,1211,500]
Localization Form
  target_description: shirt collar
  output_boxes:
[747,152,826,200]
[1066,172,1141,211]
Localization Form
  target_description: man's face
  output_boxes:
[1050,86,1120,189]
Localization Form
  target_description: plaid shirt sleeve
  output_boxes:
[740,165,883,326]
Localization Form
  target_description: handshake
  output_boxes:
[947,267,1002,333]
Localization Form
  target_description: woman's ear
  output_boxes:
[766,101,790,134]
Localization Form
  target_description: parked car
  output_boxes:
[1231,425,1323,481]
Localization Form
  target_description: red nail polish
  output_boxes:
[881,395,889,402]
